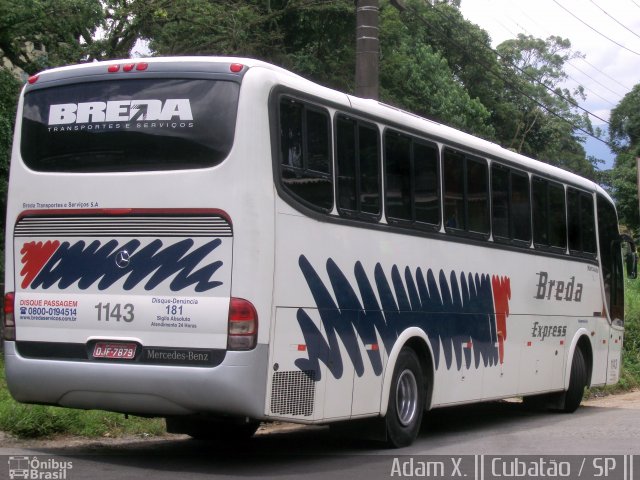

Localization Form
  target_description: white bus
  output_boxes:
[3,57,635,447]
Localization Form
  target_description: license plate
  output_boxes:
[93,342,137,360]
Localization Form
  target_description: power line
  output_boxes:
[428,4,612,126]
[564,61,622,104]
[402,3,615,149]
[506,3,630,96]
[589,0,640,42]
[499,10,622,105]
[579,57,632,92]
[552,0,640,56]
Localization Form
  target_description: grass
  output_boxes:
[588,277,640,396]
[0,356,166,439]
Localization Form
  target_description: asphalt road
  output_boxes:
[1,395,639,480]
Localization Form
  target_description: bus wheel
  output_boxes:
[562,347,587,413]
[385,348,425,448]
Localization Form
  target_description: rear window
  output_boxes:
[21,78,240,172]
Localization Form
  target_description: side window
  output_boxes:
[491,164,510,239]
[597,195,624,322]
[336,115,380,218]
[568,188,596,256]
[491,164,531,245]
[279,97,332,211]
[385,131,412,220]
[443,148,488,235]
[511,171,531,243]
[413,141,440,226]
[384,130,440,228]
[532,176,566,250]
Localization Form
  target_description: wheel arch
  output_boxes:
[565,330,594,389]
[379,328,435,416]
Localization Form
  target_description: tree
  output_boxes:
[379,0,494,137]
[495,34,597,177]
[607,84,640,232]
[120,0,356,90]
[0,0,104,73]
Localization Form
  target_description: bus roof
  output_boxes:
[26,56,612,203]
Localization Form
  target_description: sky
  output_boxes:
[458,0,640,168]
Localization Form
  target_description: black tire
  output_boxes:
[384,348,425,448]
[562,347,588,413]
[166,417,260,442]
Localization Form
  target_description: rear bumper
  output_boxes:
[3,341,268,419]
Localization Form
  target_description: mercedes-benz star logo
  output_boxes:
[115,250,131,269]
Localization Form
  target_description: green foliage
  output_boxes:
[0,0,104,72]
[0,358,165,438]
[0,70,21,277]
[606,85,640,233]
[125,0,356,90]
[495,34,597,178]
[379,1,493,137]
[620,278,640,388]
[609,84,640,153]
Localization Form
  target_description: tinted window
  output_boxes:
[532,178,548,245]
[597,195,624,322]
[385,131,412,220]
[491,165,510,239]
[548,183,566,248]
[413,141,439,225]
[443,149,465,230]
[385,131,439,227]
[568,188,596,255]
[532,177,566,250]
[336,115,380,217]
[22,79,240,172]
[444,148,488,235]
[360,125,380,215]
[336,117,357,211]
[279,98,332,211]
[511,172,531,242]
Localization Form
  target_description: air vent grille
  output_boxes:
[270,370,316,417]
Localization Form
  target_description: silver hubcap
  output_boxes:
[395,369,418,426]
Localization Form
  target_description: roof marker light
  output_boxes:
[123,63,135,72]
[136,62,149,71]
[108,65,120,73]
[27,75,39,84]
[230,63,244,73]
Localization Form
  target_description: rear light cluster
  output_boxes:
[3,292,15,341]
[106,62,244,74]
[227,297,258,350]
[108,62,149,73]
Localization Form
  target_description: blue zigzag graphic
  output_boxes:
[30,238,224,292]
[295,255,502,381]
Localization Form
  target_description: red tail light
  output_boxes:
[228,297,257,350]
[3,292,15,341]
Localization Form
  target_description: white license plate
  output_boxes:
[93,342,137,360]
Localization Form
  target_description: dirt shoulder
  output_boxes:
[1,390,639,450]
[583,388,640,409]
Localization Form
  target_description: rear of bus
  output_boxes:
[2,58,276,427]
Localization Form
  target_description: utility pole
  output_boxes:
[355,0,379,99]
